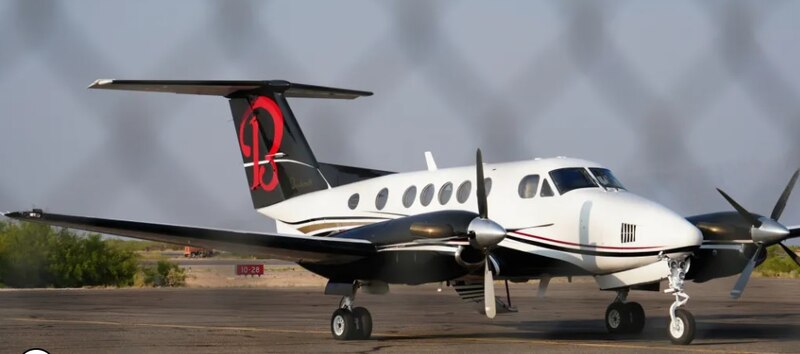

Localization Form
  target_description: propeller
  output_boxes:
[406,149,507,318]
[468,149,507,318]
[717,169,800,299]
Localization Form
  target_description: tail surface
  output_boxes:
[89,79,372,208]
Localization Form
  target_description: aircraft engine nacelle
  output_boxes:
[454,245,485,269]
[686,245,763,283]
[685,212,768,282]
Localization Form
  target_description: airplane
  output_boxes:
[5,79,800,345]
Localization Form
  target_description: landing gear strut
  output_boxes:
[330,286,372,340]
[664,256,695,345]
[604,288,646,334]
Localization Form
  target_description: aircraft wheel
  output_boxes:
[605,302,628,334]
[331,308,356,340]
[624,302,646,334]
[352,307,373,340]
[668,308,695,345]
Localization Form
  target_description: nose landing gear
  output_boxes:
[664,257,695,345]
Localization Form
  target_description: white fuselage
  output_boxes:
[259,157,702,275]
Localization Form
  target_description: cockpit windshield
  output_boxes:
[589,168,626,190]
[549,168,598,194]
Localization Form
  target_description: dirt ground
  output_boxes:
[183,262,329,288]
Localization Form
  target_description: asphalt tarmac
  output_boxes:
[2,277,800,353]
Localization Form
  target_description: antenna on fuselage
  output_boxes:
[424,151,438,171]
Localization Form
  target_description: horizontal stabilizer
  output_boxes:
[89,79,373,99]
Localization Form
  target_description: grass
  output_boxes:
[756,245,800,278]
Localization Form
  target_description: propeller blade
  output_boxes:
[476,149,488,219]
[717,188,762,228]
[730,245,764,299]
[484,259,496,319]
[779,242,800,267]
[771,169,800,221]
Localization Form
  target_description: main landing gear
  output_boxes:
[604,289,646,334]
[330,292,373,340]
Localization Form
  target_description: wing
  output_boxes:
[3,210,374,264]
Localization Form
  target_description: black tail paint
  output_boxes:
[229,92,328,208]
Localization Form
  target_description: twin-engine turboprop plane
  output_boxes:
[6,79,800,345]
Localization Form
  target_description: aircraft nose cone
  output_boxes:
[666,213,703,249]
[682,218,704,248]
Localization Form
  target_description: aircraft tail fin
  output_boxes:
[89,79,373,209]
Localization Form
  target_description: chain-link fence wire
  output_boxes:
[0,0,798,231]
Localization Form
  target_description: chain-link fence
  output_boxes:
[0,0,798,232]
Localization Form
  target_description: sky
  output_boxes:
[0,0,799,238]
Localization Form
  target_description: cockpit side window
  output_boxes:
[540,179,555,197]
[589,168,626,190]
[549,168,598,194]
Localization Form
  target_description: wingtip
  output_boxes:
[88,79,114,89]
[2,210,41,219]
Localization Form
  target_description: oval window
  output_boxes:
[420,183,435,206]
[347,193,360,210]
[484,178,493,196]
[375,188,389,210]
[518,175,540,199]
[457,180,472,204]
[402,186,417,208]
[438,182,453,205]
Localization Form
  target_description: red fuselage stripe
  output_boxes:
[511,231,663,250]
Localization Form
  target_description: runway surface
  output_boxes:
[2,277,800,353]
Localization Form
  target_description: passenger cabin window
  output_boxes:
[420,183,435,206]
[540,179,554,197]
[549,168,598,194]
[375,188,389,210]
[439,182,453,205]
[518,175,540,199]
[589,168,626,190]
[457,181,472,203]
[484,178,493,196]
[402,186,417,208]
[347,193,360,210]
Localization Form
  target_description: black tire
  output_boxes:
[624,302,646,334]
[605,302,628,334]
[331,308,356,340]
[668,308,695,345]
[352,307,373,340]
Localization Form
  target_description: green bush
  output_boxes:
[757,245,800,278]
[105,239,182,253]
[0,221,141,287]
[139,259,186,287]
